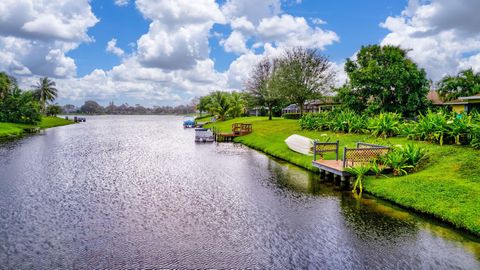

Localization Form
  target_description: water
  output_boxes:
[0,115,479,269]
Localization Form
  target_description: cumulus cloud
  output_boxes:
[0,0,98,78]
[106,38,125,57]
[380,0,480,80]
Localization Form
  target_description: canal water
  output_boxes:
[0,115,479,269]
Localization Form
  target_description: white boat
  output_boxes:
[195,128,214,142]
[285,134,314,155]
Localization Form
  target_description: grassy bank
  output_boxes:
[206,117,480,235]
[0,116,73,140]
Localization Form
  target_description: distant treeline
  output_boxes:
[62,100,196,115]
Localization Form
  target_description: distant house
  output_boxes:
[443,94,480,113]
[281,97,340,115]
[248,107,264,116]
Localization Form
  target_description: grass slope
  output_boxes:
[206,117,480,235]
[0,116,73,139]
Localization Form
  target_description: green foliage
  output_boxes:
[33,77,58,113]
[283,113,302,119]
[208,91,232,121]
[383,149,413,176]
[399,144,428,169]
[437,68,480,101]
[341,45,430,116]
[327,110,366,133]
[471,125,480,149]
[228,91,245,118]
[80,100,104,114]
[345,165,371,193]
[196,96,211,116]
[0,88,41,124]
[274,47,335,115]
[367,112,402,138]
[46,104,62,117]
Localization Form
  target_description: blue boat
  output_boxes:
[183,116,195,128]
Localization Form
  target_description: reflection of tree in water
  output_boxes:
[266,158,322,195]
[340,192,417,241]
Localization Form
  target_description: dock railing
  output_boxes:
[313,140,339,161]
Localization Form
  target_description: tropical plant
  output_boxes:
[368,112,402,138]
[437,68,480,101]
[383,148,413,176]
[370,159,384,178]
[470,125,480,149]
[0,88,41,124]
[328,109,366,133]
[196,96,211,116]
[209,91,231,121]
[345,165,371,193]
[33,77,58,114]
[228,91,246,118]
[46,104,62,117]
[401,144,428,170]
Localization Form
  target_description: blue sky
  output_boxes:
[0,0,479,106]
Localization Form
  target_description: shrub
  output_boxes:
[345,164,371,193]
[0,89,41,124]
[471,125,480,149]
[283,113,302,119]
[328,110,366,133]
[367,112,402,138]
[383,149,413,176]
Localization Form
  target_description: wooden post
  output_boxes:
[334,175,341,186]
[341,175,349,189]
[319,169,325,181]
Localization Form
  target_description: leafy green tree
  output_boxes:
[437,68,480,101]
[196,96,211,116]
[246,57,284,120]
[46,104,62,116]
[209,91,231,121]
[0,72,16,101]
[33,77,58,114]
[0,88,41,124]
[342,45,430,116]
[228,91,245,118]
[274,47,335,115]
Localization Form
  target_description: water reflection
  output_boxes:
[0,115,478,269]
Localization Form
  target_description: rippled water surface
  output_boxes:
[1,115,479,269]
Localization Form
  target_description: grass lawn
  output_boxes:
[206,117,480,236]
[0,116,74,139]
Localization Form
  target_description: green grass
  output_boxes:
[0,116,74,139]
[195,115,213,123]
[206,117,480,235]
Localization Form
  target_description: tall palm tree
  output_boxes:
[33,77,58,114]
[229,91,245,118]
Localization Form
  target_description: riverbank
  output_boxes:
[205,117,480,236]
[0,117,73,140]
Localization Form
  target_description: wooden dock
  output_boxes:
[311,141,390,188]
[214,123,252,142]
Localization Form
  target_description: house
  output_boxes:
[443,94,480,113]
[281,97,340,115]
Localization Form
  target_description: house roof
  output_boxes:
[427,91,444,105]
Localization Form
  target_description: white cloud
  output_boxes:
[114,0,129,7]
[106,38,125,57]
[256,14,339,49]
[220,31,250,54]
[222,0,281,24]
[380,0,480,80]
[0,0,98,78]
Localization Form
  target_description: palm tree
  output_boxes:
[33,77,58,114]
[229,91,245,118]
[209,91,231,121]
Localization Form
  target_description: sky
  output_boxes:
[0,0,479,106]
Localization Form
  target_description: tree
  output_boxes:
[437,68,480,101]
[209,91,231,121]
[0,72,17,101]
[196,96,211,116]
[228,91,245,118]
[33,77,58,114]
[246,57,283,120]
[0,88,41,124]
[46,104,62,116]
[342,45,430,116]
[274,47,335,115]
[80,100,104,114]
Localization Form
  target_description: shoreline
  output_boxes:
[0,117,74,142]
[205,117,480,237]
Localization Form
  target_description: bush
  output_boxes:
[0,89,41,124]
[328,110,366,133]
[283,113,302,119]
[46,104,62,117]
[368,112,402,138]
[299,112,331,130]
[383,144,427,176]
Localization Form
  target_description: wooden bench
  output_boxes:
[312,141,390,177]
